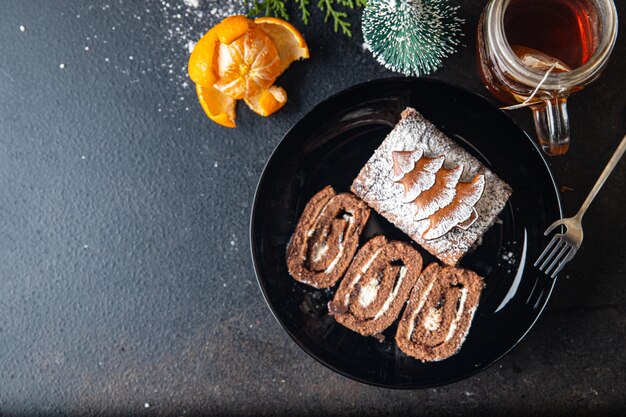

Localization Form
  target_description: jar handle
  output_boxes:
[531,96,570,156]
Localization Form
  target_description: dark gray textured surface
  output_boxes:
[0,1,625,415]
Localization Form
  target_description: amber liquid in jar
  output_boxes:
[478,0,597,105]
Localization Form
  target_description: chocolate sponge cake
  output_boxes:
[287,186,370,289]
[328,236,423,336]
[395,263,484,362]
[351,107,512,265]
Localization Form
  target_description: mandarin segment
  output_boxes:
[244,86,287,116]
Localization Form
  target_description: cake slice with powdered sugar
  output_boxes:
[351,107,512,265]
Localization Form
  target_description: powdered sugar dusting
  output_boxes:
[392,145,486,240]
[413,165,462,219]
[391,150,421,181]
[58,1,245,116]
[186,40,197,53]
[393,151,442,203]
[157,0,245,92]
[183,0,200,8]
[501,250,517,266]
[423,175,485,240]
[351,108,512,265]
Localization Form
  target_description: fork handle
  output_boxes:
[576,134,626,220]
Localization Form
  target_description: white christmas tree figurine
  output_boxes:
[392,149,485,240]
[362,0,464,76]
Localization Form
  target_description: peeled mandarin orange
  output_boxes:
[196,84,237,128]
[213,25,282,100]
[244,86,287,116]
[255,17,310,72]
[188,15,309,127]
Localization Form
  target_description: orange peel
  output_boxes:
[196,83,237,128]
[255,17,310,72]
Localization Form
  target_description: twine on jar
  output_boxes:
[500,62,558,110]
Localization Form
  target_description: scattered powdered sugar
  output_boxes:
[186,40,197,54]
[155,0,245,109]
[501,250,517,266]
[158,0,244,69]
[56,1,245,114]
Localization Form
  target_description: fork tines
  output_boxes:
[534,234,577,278]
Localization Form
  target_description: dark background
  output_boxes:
[1,0,624,415]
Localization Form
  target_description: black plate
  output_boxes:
[249,78,562,388]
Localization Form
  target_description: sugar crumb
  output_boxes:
[186,40,196,53]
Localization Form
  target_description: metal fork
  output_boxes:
[535,134,626,278]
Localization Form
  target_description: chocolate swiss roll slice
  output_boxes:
[328,236,423,336]
[396,263,484,362]
[287,186,370,289]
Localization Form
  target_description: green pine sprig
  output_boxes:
[248,0,290,20]
[246,0,365,36]
[295,0,311,24]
